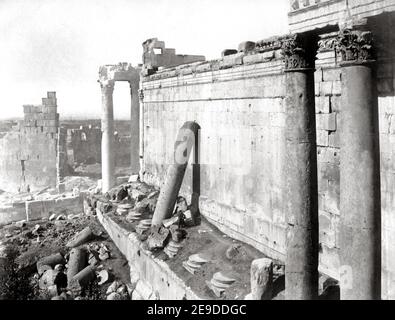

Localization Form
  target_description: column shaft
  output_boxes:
[284,70,319,300]
[151,121,200,226]
[282,33,319,300]
[101,82,115,193]
[130,81,140,174]
[339,64,381,300]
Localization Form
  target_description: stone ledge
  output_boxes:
[142,52,283,82]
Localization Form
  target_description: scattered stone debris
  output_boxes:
[147,226,170,251]
[97,269,109,285]
[163,240,183,258]
[0,207,131,300]
[66,226,94,248]
[105,280,129,300]
[116,203,133,216]
[182,254,208,275]
[248,258,273,300]
[206,272,236,298]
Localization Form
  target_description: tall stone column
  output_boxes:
[129,80,140,174]
[337,28,381,300]
[100,80,115,193]
[282,34,319,300]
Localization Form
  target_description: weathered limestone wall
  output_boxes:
[288,0,395,33]
[141,50,288,260]
[0,92,59,193]
[141,26,395,298]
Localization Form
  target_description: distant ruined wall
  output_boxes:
[63,126,131,169]
[65,126,102,166]
[0,92,60,193]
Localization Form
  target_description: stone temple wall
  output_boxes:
[140,16,395,298]
[0,92,60,193]
[141,47,289,260]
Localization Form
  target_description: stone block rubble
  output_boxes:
[0,203,132,300]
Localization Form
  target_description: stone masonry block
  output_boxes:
[324,180,340,216]
[320,81,339,96]
[378,78,394,95]
[320,163,339,183]
[315,82,320,96]
[329,96,341,113]
[24,119,37,127]
[243,51,275,65]
[44,126,58,133]
[315,68,323,83]
[23,105,33,113]
[42,106,57,113]
[43,113,57,120]
[331,81,341,95]
[317,130,329,146]
[315,96,330,113]
[42,97,57,106]
[328,132,340,148]
[220,53,244,69]
[377,63,393,79]
[316,112,337,131]
[43,120,58,127]
[322,68,341,82]
[47,92,56,99]
[33,106,42,113]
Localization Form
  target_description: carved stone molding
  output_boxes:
[336,28,375,64]
[281,33,316,70]
[317,32,338,53]
[255,36,284,53]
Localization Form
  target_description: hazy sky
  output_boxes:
[0,0,289,120]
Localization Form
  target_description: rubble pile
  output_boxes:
[0,208,131,300]
[85,179,288,300]
[85,181,200,259]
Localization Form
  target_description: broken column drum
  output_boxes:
[337,28,381,300]
[282,33,319,300]
[100,80,116,193]
[152,121,200,226]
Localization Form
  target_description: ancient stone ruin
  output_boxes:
[1,0,395,301]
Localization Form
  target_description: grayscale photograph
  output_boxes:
[0,0,394,305]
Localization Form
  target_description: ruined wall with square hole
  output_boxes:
[0,92,60,193]
[63,125,131,170]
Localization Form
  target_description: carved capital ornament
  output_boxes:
[281,34,316,71]
[336,29,375,65]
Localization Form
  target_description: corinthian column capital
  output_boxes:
[336,28,375,65]
[281,33,317,71]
